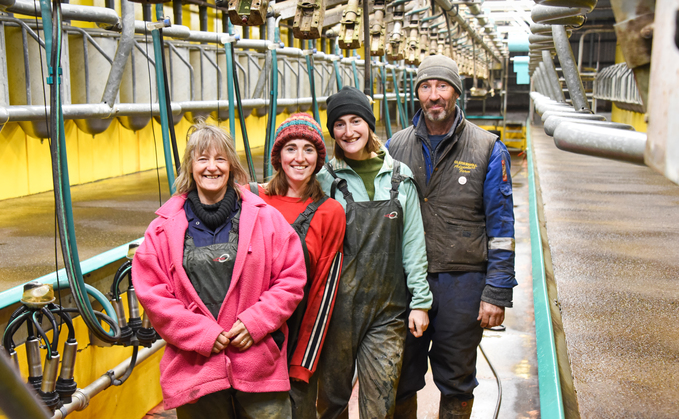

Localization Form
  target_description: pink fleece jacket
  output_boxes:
[131,186,306,409]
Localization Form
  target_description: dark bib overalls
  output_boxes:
[178,207,292,419]
[248,183,328,358]
[249,184,329,419]
[317,162,408,419]
[183,208,240,319]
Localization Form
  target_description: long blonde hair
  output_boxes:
[333,130,382,160]
[173,121,248,196]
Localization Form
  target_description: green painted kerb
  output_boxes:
[527,120,566,419]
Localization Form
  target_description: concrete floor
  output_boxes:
[0,169,172,290]
[531,124,679,418]
[372,153,540,419]
[144,152,540,419]
[1,144,539,418]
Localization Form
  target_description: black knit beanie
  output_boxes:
[325,86,376,138]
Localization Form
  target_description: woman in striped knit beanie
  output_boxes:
[253,113,346,419]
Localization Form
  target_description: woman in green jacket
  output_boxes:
[316,86,432,419]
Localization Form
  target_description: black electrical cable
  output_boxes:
[479,344,502,419]
[112,344,139,386]
[231,42,257,182]
[306,40,320,124]
[444,10,453,55]
[110,260,132,301]
[3,312,30,351]
[30,6,64,333]
[60,308,118,333]
[263,32,276,181]
[48,305,75,341]
[46,0,73,346]
[7,306,28,324]
[39,307,60,351]
[158,29,181,174]
[30,314,54,358]
[363,0,371,97]
[144,26,163,208]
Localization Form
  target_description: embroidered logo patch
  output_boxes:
[453,160,478,174]
[213,254,231,263]
[384,211,399,219]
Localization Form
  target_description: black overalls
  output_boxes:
[317,162,408,419]
[248,183,328,358]
[179,207,293,419]
[183,208,240,319]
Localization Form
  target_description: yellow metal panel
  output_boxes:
[175,117,191,158]
[133,2,145,22]
[190,4,200,30]
[138,122,167,172]
[0,123,29,199]
[63,121,82,186]
[208,7,217,33]
[611,44,648,133]
[477,124,527,151]
[76,126,95,184]
[25,133,54,196]
[90,123,123,181]
[119,120,141,174]
[236,113,268,151]
[611,103,647,132]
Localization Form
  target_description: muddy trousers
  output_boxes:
[175,388,291,419]
[290,373,318,419]
[396,272,486,402]
[317,310,407,419]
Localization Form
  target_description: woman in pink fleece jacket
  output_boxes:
[132,121,306,418]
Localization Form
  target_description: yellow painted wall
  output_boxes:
[0,0,338,201]
[610,43,647,131]
[0,124,29,198]
[0,109,315,200]
[611,103,648,132]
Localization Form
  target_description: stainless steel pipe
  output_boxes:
[552,121,647,165]
[101,0,135,107]
[544,115,634,136]
[1,0,120,28]
[542,50,566,103]
[51,340,166,419]
[553,25,591,112]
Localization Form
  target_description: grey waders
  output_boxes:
[317,162,409,419]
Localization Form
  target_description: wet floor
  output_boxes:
[0,150,271,291]
[1,137,539,418]
[531,124,679,418]
[143,152,540,419]
[0,122,400,290]
[0,169,171,290]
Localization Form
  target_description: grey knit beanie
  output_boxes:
[415,55,462,95]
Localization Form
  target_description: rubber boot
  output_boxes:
[438,395,474,419]
[393,395,418,419]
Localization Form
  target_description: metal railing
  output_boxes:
[0,18,416,136]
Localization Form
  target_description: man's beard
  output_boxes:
[423,101,453,122]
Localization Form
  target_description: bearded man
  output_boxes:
[386,55,517,419]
